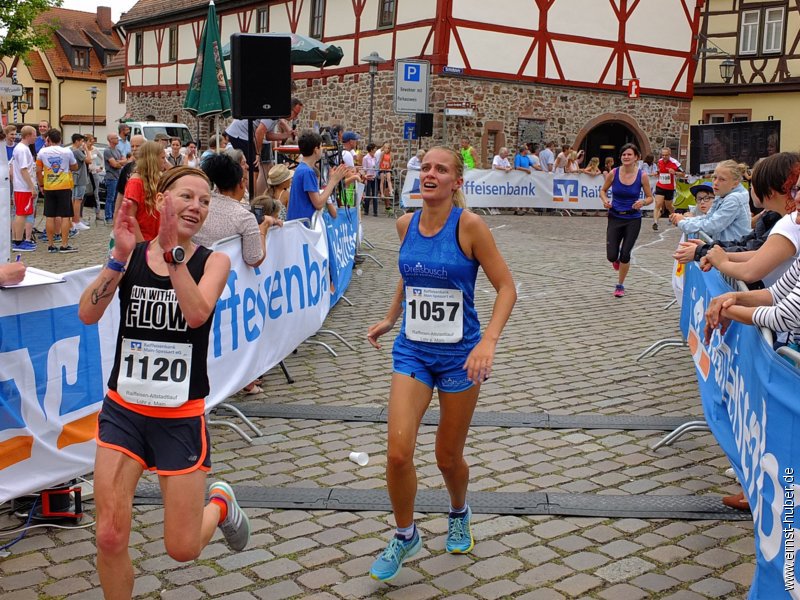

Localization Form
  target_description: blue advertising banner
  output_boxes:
[682,263,800,599]
[322,206,358,306]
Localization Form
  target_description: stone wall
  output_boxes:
[127,73,690,164]
[297,72,690,167]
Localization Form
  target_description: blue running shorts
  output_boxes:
[392,337,475,393]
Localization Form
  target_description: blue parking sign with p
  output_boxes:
[404,64,420,81]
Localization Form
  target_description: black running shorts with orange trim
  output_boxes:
[96,395,211,475]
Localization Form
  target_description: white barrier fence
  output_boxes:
[402,169,657,210]
[0,218,337,503]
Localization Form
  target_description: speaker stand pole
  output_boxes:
[247,119,255,198]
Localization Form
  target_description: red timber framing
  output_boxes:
[442,0,705,100]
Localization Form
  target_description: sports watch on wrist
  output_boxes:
[163,246,186,265]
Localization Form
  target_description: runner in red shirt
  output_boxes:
[652,147,684,231]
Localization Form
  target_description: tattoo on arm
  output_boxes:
[90,277,116,305]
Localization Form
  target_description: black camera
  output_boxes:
[251,206,264,224]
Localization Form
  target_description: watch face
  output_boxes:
[172,246,186,263]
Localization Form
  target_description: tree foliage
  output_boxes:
[0,0,63,59]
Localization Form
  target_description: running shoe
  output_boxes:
[446,506,474,554]
[58,245,78,254]
[74,221,91,231]
[369,531,422,582]
[612,261,620,271]
[12,242,35,252]
[53,234,61,243]
[652,222,658,231]
[614,284,625,298]
[47,246,58,254]
[69,227,78,238]
[208,481,250,551]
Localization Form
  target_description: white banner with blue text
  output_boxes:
[401,169,657,210]
[0,219,331,502]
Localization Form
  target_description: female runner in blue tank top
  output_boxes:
[366,147,516,582]
[600,143,654,297]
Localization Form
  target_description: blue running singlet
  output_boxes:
[397,206,480,351]
[610,168,644,219]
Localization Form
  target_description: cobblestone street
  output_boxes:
[1,212,756,599]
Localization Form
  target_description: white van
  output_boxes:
[125,122,194,145]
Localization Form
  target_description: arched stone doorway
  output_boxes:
[574,114,650,168]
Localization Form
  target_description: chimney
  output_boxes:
[97,6,113,31]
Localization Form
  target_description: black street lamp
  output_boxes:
[719,58,736,84]
[17,99,28,123]
[87,86,99,137]
[361,51,386,146]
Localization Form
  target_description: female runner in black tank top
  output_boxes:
[78,167,248,599]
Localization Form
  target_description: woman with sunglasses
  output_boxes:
[674,153,800,289]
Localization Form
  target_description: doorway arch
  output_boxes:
[574,114,651,167]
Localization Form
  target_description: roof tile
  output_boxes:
[118,0,218,27]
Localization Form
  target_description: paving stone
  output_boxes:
[254,579,305,600]
[467,555,523,580]
[472,579,524,599]
[553,572,603,596]
[597,583,649,600]
[516,562,575,586]
[0,570,47,591]
[199,573,253,596]
[159,585,205,600]
[331,576,382,599]
[419,552,474,576]
[551,535,594,552]
[296,567,345,589]
[695,547,740,568]
[665,563,713,582]
[431,570,478,592]
[531,520,579,540]
[598,539,644,558]
[0,553,50,574]
[690,577,737,597]
[562,551,611,571]
[216,548,274,569]
[251,557,303,581]
[644,544,692,564]
[594,557,655,583]
[515,590,567,600]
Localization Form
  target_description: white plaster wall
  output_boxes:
[548,0,617,41]
[179,22,198,60]
[395,27,433,59]
[451,0,538,29]
[270,5,292,32]
[457,28,532,74]
[142,67,159,86]
[549,41,614,83]
[106,75,125,129]
[325,4,356,38]
[629,51,687,91]
[143,30,158,66]
[627,3,692,52]
[220,13,242,46]
[396,0,436,23]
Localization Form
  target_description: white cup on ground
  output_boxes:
[349,451,369,466]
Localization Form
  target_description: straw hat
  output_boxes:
[268,164,294,186]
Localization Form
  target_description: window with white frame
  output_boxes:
[739,10,759,55]
[74,48,90,69]
[763,7,784,53]
[39,88,48,109]
[739,6,785,56]
[257,8,269,33]
[119,79,125,104]
[310,0,325,39]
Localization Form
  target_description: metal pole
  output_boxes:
[91,97,96,137]
[368,71,375,146]
[11,68,17,124]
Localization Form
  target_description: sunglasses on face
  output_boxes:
[696,195,713,202]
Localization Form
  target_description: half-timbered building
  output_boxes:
[118,0,704,166]
[1,7,123,140]
[691,0,799,153]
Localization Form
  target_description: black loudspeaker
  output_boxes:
[415,112,433,137]
[231,34,292,119]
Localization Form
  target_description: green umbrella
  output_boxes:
[184,0,231,118]
[221,33,344,68]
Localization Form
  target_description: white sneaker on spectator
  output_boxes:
[74,221,91,231]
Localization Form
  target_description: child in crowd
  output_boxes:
[583,157,602,176]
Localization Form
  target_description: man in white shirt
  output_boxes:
[492,148,512,172]
[11,126,38,251]
[538,141,556,173]
[407,149,425,171]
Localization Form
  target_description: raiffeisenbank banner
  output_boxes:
[682,263,800,599]
[402,169,656,210]
[0,218,330,502]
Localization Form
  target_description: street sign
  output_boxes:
[444,101,476,117]
[403,122,417,140]
[627,78,640,99]
[442,66,464,75]
[0,80,23,97]
[394,59,430,114]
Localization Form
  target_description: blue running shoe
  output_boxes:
[369,531,422,582]
[446,506,474,554]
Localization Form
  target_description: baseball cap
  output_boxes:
[342,131,360,143]
[154,132,170,141]
[690,183,714,198]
